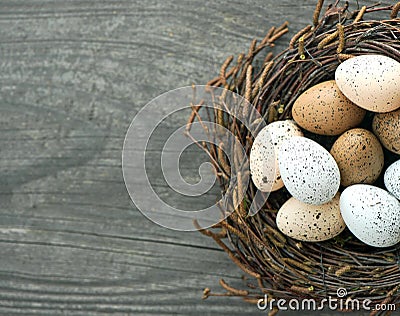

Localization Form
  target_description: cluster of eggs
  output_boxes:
[250,54,400,248]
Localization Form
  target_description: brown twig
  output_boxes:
[313,0,325,26]
[318,30,338,49]
[219,279,249,296]
[336,23,345,53]
[335,265,352,277]
[245,65,253,101]
[220,55,234,86]
[391,2,400,18]
[290,24,312,49]
[268,28,289,44]
[354,6,367,23]
[298,35,306,58]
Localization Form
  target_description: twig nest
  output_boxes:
[196,0,400,311]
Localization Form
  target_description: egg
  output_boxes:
[340,184,400,247]
[276,194,345,242]
[384,160,400,200]
[330,128,384,187]
[335,54,400,113]
[278,136,340,205]
[250,120,303,192]
[372,108,400,155]
[292,80,366,136]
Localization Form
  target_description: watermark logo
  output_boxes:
[257,288,396,312]
[336,287,347,298]
[122,85,276,231]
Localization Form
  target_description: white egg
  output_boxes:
[250,120,303,192]
[335,54,400,113]
[340,184,400,247]
[384,160,400,200]
[278,136,340,205]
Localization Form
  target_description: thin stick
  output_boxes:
[336,23,345,53]
[220,220,248,242]
[212,237,261,278]
[338,53,355,60]
[318,30,338,50]
[313,0,325,26]
[185,101,204,132]
[298,36,305,59]
[245,65,253,101]
[353,6,367,23]
[252,61,274,99]
[390,2,400,18]
[219,279,249,296]
[220,55,234,85]
[290,24,312,49]
[268,28,289,43]
[274,21,289,35]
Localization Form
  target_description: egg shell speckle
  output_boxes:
[278,136,340,205]
[330,128,384,187]
[292,80,366,136]
[335,54,400,113]
[340,184,400,247]
[250,120,303,192]
[276,194,345,242]
[372,108,400,155]
[384,160,400,200]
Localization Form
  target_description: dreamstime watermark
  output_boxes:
[122,85,276,231]
[257,288,397,312]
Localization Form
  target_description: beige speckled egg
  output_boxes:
[250,120,303,192]
[276,194,345,242]
[335,54,400,113]
[292,80,366,136]
[372,109,400,155]
[330,128,384,187]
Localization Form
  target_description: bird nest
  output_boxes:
[187,1,400,315]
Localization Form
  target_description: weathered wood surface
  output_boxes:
[0,1,393,315]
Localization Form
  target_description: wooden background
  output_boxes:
[0,1,394,315]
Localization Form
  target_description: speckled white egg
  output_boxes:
[335,54,400,113]
[278,136,340,205]
[384,160,400,200]
[340,184,400,247]
[276,193,345,242]
[250,120,303,192]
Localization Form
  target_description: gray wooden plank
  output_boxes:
[0,0,394,315]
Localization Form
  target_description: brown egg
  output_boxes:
[292,80,366,136]
[330,128,384,187]
[372,109,400,155]
[276,194,345,242]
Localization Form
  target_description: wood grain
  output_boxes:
[0,0,393,315]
